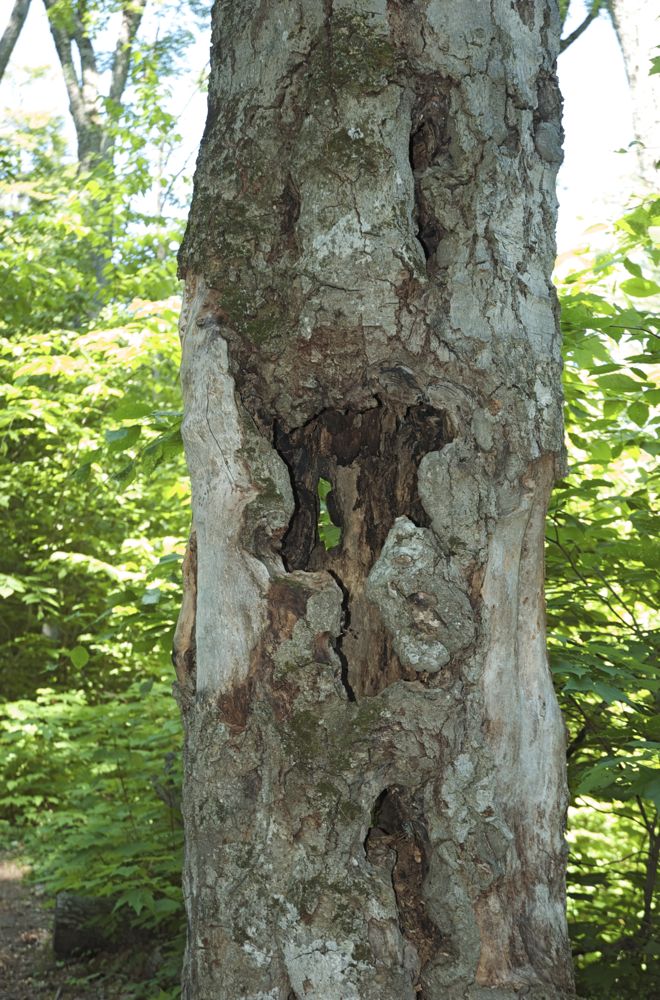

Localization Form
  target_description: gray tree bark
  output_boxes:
[608,0,660,185]
[0,0,31,84]
[175,1,574,997]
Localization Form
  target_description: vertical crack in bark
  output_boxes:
[172,529,197,696]
[273,398,450,697]
[326,569,357,702]
[409,90,450,273]
[269,173,301,263]
[322,0,336,116]
[365,786,443,993]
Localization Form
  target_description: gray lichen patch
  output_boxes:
[366,517,475,673]
[311,8,397,95]
[238,413,296,566]
[417,443,495,567]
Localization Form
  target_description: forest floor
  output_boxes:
[0,852,152,1000]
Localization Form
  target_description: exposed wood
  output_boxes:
[172,530,197,692]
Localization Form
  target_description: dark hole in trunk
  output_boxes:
[274,398,450,697]
[364,786,442,988]
[409,96,448,270]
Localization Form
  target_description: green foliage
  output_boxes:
[0,108,181,329]
[0,680,184,996]
[318,477,342,550]
[551,197,660,996]
[0,57,192,993]
[0,680,182,917]
[0,306,189,700]
[0,101,190,701]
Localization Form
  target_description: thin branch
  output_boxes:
[547,526,643,636]
[607,324,660,340]
[108,0,146,106]
[635,796,656,837]
[560,2,603,53]
[0,0,32,83]
[566,724,588,758]
[571,848,646,867]
[158,151,195,213]
[591,564,642,633]
[71,1,97,78]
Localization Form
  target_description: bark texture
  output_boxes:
[175,1,574,997]
[608,0,660,185]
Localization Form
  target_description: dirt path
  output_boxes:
[0,853,65,1000]
[0,854,134,1000]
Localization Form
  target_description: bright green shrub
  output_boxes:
[550,196,660,997]
[0,678,185,995]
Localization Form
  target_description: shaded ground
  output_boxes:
[0,853,156,999]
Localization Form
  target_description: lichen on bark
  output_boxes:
[175,1,574,997]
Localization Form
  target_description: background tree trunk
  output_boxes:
[608,0,660,184]
[43,0,146,170]
[175,1,574,997]
[0,0,31,83]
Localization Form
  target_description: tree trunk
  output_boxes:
[0,0,31,83]
[608,0,660,184]
[175,1,574,997]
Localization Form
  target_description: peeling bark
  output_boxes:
[172,530,197,694]
[176,1,573,997]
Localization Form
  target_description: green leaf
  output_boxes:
[105,424,142,452]
[622,258,642,278]
[595,373,643,394]
[108,400,153,420]
[117,887,155,916]
[620,277,660,297]
[69,646,90,669]
[0,574,26,599]
[563,676,632,706]
[576,762,618,797]
[589,440,611,464]
[628,401,649,426]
